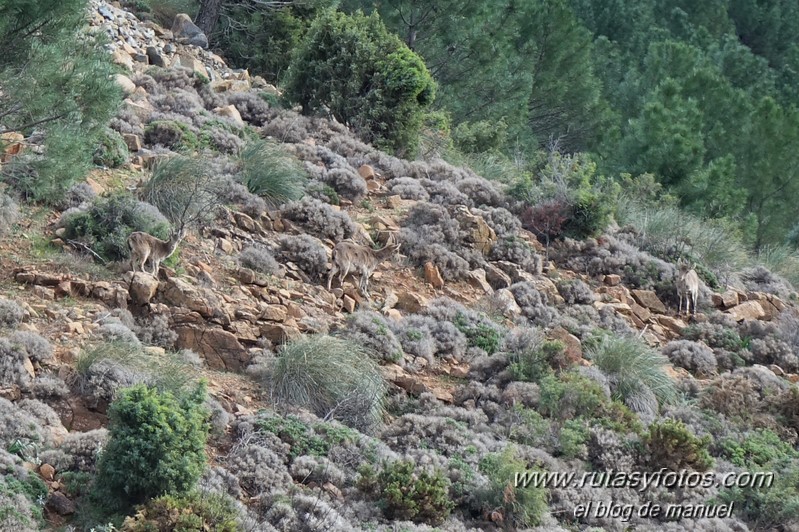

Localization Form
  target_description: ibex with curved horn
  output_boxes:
[128,226,187,276]
[327,233,401,299]
[676,259,699,317]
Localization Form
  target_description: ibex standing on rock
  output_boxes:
[676,259,699,317]
[128,226,187,276]
[327,235,401,299]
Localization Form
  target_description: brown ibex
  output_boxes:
[676,259,700,317]
[327,235,401,299]
[128,226,187,276]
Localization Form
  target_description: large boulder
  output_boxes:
[171,14,208,49]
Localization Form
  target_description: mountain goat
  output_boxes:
[676,260,700,317]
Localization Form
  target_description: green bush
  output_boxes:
[144,120,200,151]
[256,413,357,459]
[93,128,129,168]
[717,461,799,530]
[558,418,589,459]
[509,339,567,382]
[516,151,618,242]
[211,0,333,84]
[0,0,121,203]
[62,192,171,262]
[269,335,386,432]
[538,371,607,420]
[284,9,436,155]
[721,429,799,468]
[453,313,502,355]
[121,490,239,531]
[357,460,453,525]
[94,382,209,509]
[644,419,713,472]
[587,334,677,415]
[0,473,48,530]
[476,446,548,528]
[237,140,306,206]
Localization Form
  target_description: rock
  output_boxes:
[33,285,55,300]
[630,302,652,323]
[22,356,35,378]
[358,164,377,179]
[396,292,428,313]
[114,74,136,95]
[260,305,288,322]
[342,295,357,313]
[381,290,398,311]
[424,262,444,289]
[484,263,512,289]
[171,13,208,48]
[655,315,688,335]
[217,238,234,254]
[603,274,621,286]
[122,133,142,151]
[451,206,497,255]
[174,52,208,78]
[385,195,404,209]
[175,326,249,371]
[727,301,766,322]
[128,272,159,305]
[550,327,583,366]
[214,104,245,128]
[466,269,493,294]
[711,293,724,308]
[111,49,134,70]
[47,492,76,516]
[490,288,522,318]
[39,463,55,481]
[162,278,216,318]
[630,289,667,314]
[260,323,301,344]
[721,290,740,308]
[146,45,168,67]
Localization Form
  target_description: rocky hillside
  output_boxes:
[1,2,798,531]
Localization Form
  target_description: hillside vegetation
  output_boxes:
[0,0,799,531]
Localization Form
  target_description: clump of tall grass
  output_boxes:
[238,140,307,206]
[586,334,677,418]
[268,335,386,433]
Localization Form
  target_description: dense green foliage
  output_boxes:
[283,9,436,154]
[0,0,120,202]
[94,383,209,508]
[358,460,454,525]
[477,446,548,528]
[63,192,172,262]
[333,0,799,249]
[210,0,335,84]
[644,418,714,471]
[122,490,239,531]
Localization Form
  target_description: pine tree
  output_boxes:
[0,0,120,202]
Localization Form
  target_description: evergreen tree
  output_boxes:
[283,9,436,155]
[0,0,120,202]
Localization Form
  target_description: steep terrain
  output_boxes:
[1,2,799,531]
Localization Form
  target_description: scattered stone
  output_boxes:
[630,289,667,314]
[727,301,766,322]
[122,133,142,151]
[424,262,444,289]
[47,492,76,516]
[128,272,159,305]
[466,269,493,294]
[146,45,168,67]
[603,274,621,286]
[39,463,55,481]
[396,292,428,313]
[175,326,249,371]
[114,73,136,95]
[171,13,208,49]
